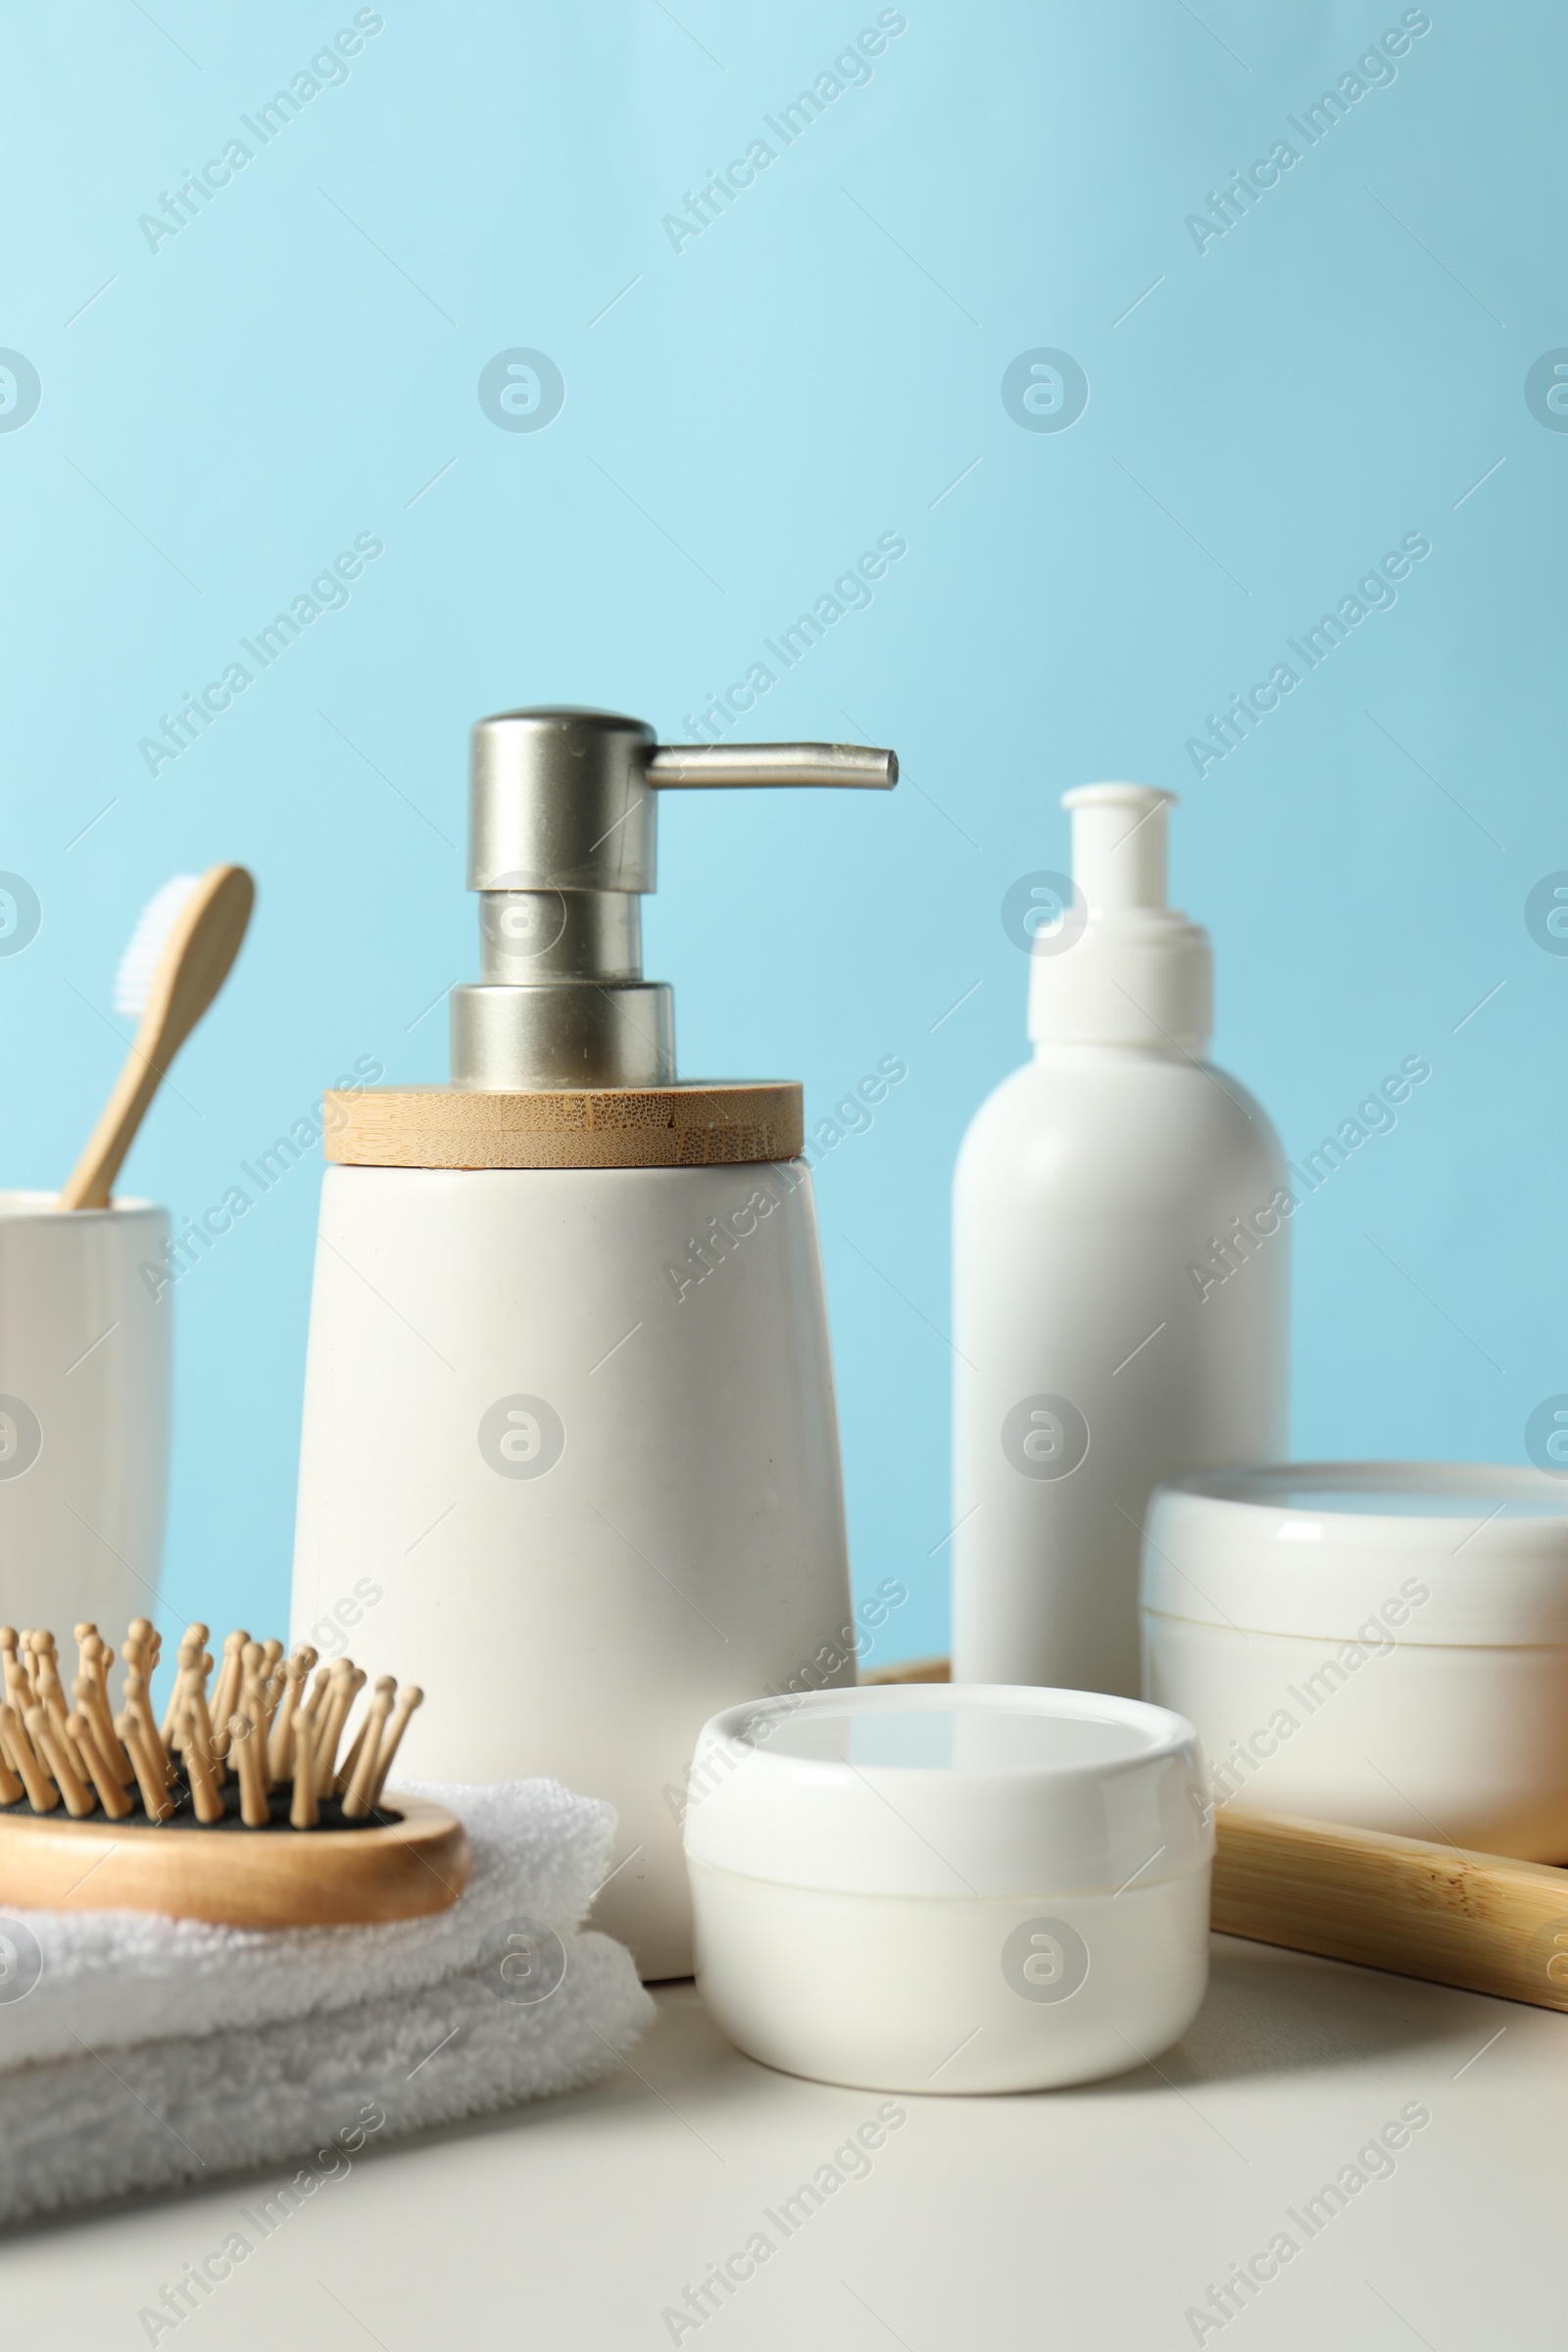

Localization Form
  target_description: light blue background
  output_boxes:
[1,1,1560,1664]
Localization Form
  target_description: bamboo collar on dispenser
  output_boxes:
[0,1618,467,1926]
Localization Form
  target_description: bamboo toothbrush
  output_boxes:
[0,1615,464,1927]
[58,864,255,1211]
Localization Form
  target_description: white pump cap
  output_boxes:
[1028,783,1212,1053]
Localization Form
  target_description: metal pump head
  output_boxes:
[451,706,899,1089]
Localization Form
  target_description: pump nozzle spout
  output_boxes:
[1061,783,1172,914]
[1029,781,1211,1054]
[649,742,897,790]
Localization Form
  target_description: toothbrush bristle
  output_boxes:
[112,875,201,1018]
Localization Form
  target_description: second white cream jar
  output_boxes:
[683,1684,1212,2094]
[1141,1461,1568,1858]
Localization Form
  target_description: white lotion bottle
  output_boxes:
[952,784,1289,1697]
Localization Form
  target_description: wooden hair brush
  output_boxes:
[0,1618,468,1927]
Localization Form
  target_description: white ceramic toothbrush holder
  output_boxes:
[0,1193,172,1637]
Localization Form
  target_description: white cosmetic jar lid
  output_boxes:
[684,1683,1212,1895]
[1143,1462,1568,1646]
[683,1686,1213,2094]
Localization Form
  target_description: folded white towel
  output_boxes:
[0,1779,654,2227]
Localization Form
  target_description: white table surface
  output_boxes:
[8,1936,1564,2349]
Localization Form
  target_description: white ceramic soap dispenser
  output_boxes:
[290,707,897,1979]
[952,784,1289,1699]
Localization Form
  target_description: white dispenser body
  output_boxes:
[291,1159,853,1980]
[952,782,1288,1698]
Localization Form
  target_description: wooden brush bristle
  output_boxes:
[0,1618,426,1835]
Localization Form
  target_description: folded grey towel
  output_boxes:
[0,1779,654,2227]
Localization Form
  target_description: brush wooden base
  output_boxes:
[0,1790,469,1926]
[322,1083,804,1170]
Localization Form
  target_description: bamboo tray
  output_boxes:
[1212,1806,1568,2013]
[0,1790,469,1926]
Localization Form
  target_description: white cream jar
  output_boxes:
[1141,1462,1568,1859]
[683,1684,1212,2094]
